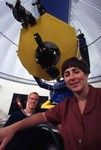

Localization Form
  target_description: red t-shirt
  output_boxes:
[45,85,101,150]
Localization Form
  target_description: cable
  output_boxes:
[38,123,63,150]
[0,31,18,46]
[88,36,101,47]
[76,29,101,47]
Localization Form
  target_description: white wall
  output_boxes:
[0,78,101,115]
[0,78,49,114]
[91,82,101,88]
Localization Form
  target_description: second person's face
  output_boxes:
[27,94,39,109]
[63,67,88,94]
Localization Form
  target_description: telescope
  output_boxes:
[34,33,61,79]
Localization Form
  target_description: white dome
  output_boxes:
[0,0,101,83]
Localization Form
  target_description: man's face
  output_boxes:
[27,93,39,109]
[63,67,88,93]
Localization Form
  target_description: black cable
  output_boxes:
[88,36,101,47]
[0,31,18,46]
[38,123,63,150]
[77,29,101,47]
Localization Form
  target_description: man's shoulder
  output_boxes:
[9,109,26,120]
[4,110,26,127]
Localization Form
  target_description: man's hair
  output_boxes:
[61,57,90,77]
[28,92,39,98]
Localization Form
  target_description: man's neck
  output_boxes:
[23,108,34,116]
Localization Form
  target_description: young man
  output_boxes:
[0,57,101,150]
[4,92,40,150]
[4,92,40,126]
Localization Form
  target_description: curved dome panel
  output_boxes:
[70,0,101,81]
[0,0,101,83]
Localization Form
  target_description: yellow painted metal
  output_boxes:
[17,13,78,80]
[41,100,55,109]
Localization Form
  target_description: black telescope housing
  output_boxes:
[34,33,61,79]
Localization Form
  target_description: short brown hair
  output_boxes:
[61,57,90,77]
[28,92,39,98]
